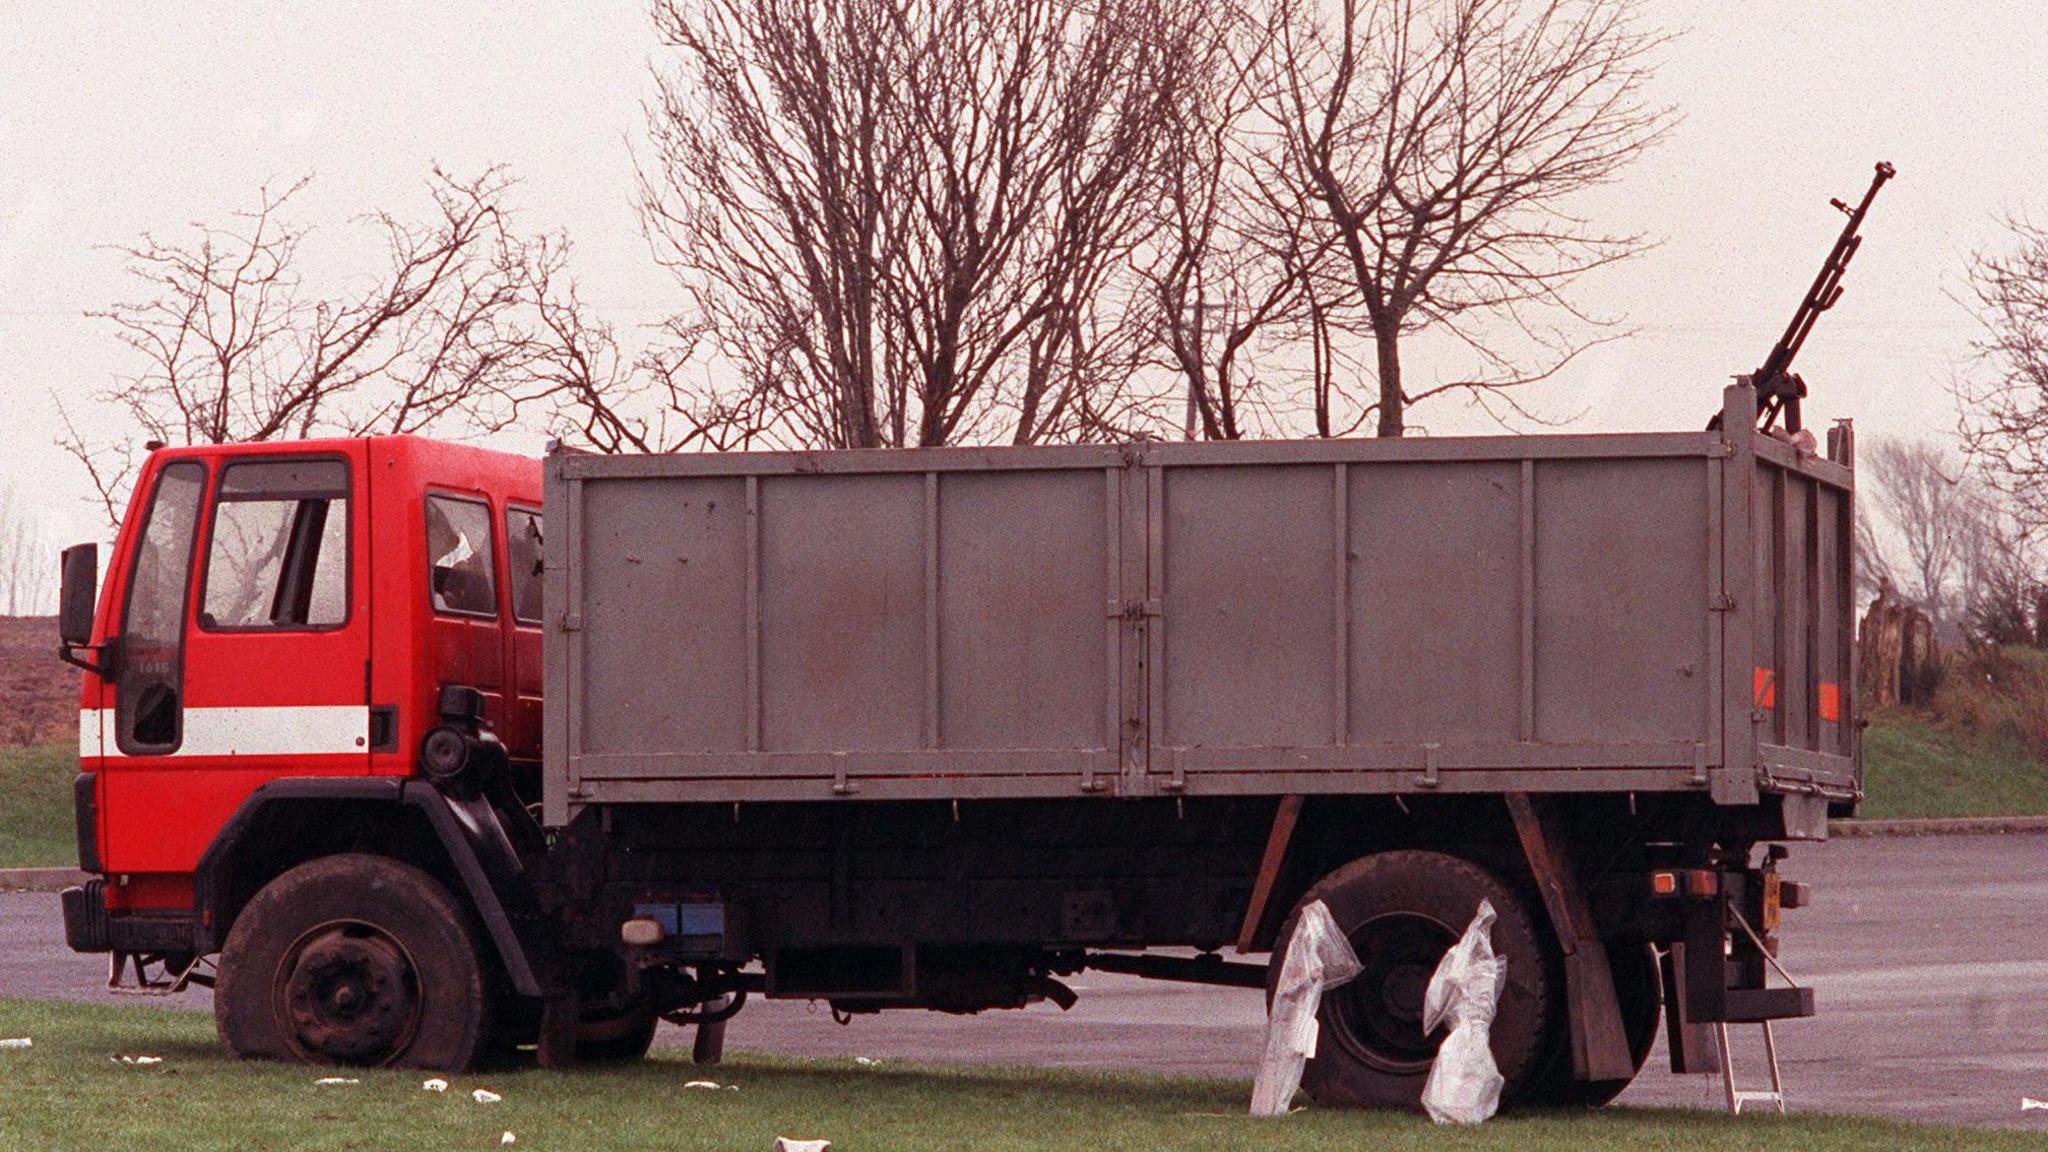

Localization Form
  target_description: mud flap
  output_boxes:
[537,989,581,1070]
[1660,944,1722,1074]
[1504,793,1636,1083]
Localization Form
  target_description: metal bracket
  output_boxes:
[1418,743,1441,789]
[1159,748,1186,793]
[1710,594,1736,612]
[830,757,860,796]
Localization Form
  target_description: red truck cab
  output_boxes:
[63,437,540,958]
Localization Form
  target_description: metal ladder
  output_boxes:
[1715,907,1798,1115]
[1715,1020,1785,1114]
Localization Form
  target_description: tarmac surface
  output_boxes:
[3,833,2044,1129]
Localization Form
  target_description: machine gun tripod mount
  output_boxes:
[1713,161,1895,436]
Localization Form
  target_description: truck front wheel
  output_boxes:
[1271,850,1553,1111]
[216,854,492,1071]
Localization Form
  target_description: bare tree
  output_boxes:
[1855,438,1985,635]
[1263,0,1672,436]
[62,169,555,524]
[1137,2,1357,440]
[0,483,49,617]
[1957,216,2048,531]
[634,0,1195,451]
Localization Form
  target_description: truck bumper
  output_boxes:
[61,879,198,957]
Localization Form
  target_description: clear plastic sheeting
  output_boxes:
[1420,899,1509,1125]
[1251,900,1363,1116]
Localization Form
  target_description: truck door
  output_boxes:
[101,451,371,877]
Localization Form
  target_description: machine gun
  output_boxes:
[1721,161,1895,435]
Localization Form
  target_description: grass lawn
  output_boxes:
[1858,716,2048,820]
[0,744,74,869]
[0,998,2032,1152]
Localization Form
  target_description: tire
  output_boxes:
[1269,850,1554,1111]
[215,854,492,1071]
[576,1004,659,1064]
[692,1018,727,1065]
[1526,941,1662,1108]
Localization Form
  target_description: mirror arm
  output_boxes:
[57,643,107,678]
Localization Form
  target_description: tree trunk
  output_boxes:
[1857,588,1903,708]
[1899,610,1940,705]
[1858,584,1941,708]
[1373,322,1403,438]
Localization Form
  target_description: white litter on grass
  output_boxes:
[684,1080,722,1090]
[112,1055,163,1066]
[501,1132,517,1146]
[473,1088,503,1103]
[773,1140,831,1152]
[854,1057,881,1067]
[422,1077,449,1092]
[2023,1097,2048,1112]
[0,1038,31,1049]
[315,1077,361,1086]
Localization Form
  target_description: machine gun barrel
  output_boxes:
[1749,160,1895,433]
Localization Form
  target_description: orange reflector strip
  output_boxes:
[1684,869,1719,898]
[1753,666,1777,709]
[1651,872,1677,896]
[1818,681,1842,723]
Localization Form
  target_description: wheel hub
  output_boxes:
[1326,913,1457,1074]
[281,926,421,1065]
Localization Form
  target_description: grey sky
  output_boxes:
[4,1,2046,566]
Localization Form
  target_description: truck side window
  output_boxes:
[506,507,542,625]
[200,459,350,630]
[427,495,497,617]
[116,460,207,754]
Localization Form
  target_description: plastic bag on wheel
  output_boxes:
[1250,899,1363,1116]
[1420,898,1508,1124]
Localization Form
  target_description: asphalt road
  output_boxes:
[4,833,2044,1129]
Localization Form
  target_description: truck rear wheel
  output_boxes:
[1270,850,1553,1111]
[216,854,492,1071]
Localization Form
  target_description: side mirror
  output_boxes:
[59,543,98,647]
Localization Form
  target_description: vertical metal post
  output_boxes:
[1332,463,1349,747]
[1519,458,1536,743]
[1097,466,1121,792]
[1837,447,1857,758]
[1705,453,1726,768]
[1773,468,1791,748]
[924,471,940,751]
[1142,458,1165,791]
[1718,385,1760,805]
[744,475,761,754]
[1805,480,1823,752]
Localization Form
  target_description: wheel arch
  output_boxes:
[194,778,544,996]
[1240,794,1535,953]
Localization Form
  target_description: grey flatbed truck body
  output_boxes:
[543,385,1857,824]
